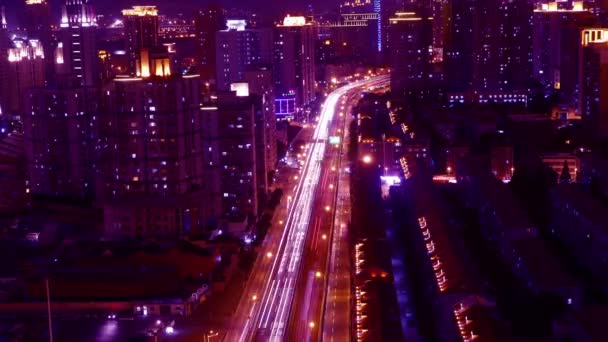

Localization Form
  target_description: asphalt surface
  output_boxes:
[223,75,390,341]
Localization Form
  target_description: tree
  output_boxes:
[559,160,572,184]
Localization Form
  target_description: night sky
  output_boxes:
[1,0,333,25]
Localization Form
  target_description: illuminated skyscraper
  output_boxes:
[389,12,434,97]
[122,6,159,75]
[56,0,99,87]
[215,20,272,91]
[216,87,258,218]
[24,0,54,84]
[7,38,45,114]
[445,0,532,92]
[98,73,209,237]
[274,16,316,112]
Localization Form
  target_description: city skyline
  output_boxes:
[3,0,608,341]
[2,0,337,24]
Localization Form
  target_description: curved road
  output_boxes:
[224,75,390,342]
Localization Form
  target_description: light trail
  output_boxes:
[237,75,389,341]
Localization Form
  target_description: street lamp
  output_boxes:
[204,330,219,342]
[362,155,372,164]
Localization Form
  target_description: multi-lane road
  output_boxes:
[224,75,390,342]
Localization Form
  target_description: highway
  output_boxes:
[224,74,389,341]
[286,76,390,342]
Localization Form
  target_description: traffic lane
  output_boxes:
[324,90,369,341]
[286,115,344,340]
[235,76,390,339]
[253,128,326,338]
[289,125,338,340]
[223,164,302,341]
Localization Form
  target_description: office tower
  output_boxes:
[579,28,608,137]
[389,12,433,98]
[7,38,46,114]
[24,0,55,84]
[56,0,98,87]
[533,1,595,104]
[122,6,159,75]
[215,20,272,91]
[23,87,99,200]
[274,16,316,114]
[98,73,211,237]
[216,86,258,218]
[195,4,226,80]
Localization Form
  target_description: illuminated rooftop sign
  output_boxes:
[231,83,250,97]
[535,1,585,12]
[581,28,608,46]
[226,19,247,31]
[122,6,158,17]
[282,15,306,27]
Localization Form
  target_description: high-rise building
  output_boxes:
[7,38,46,114]
[23,86,99,200]
[122,6,159,75]
[495,0,532,91]
[316,13,380,67]
[245,69,277,202]
[195,4,226,80]
[215,20,272,91]
[0,7,11,116]
[445,0,532,93]
[216,86,258,218]
[579,28,608,137]
[532,1,595,104]
[274,16,316,113]
[444,0,475,91]
[97,73,211,237]
[24,0,55,84]
[200,78,275,222]
[56,0,99,87]
[389,12,434,98]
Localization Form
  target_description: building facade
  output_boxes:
[122,6,159,75]
[23,86,99,200]
[274,16,316,112]
[97,74,210,237]
[56,0,99,87]
[215,20,272,91]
